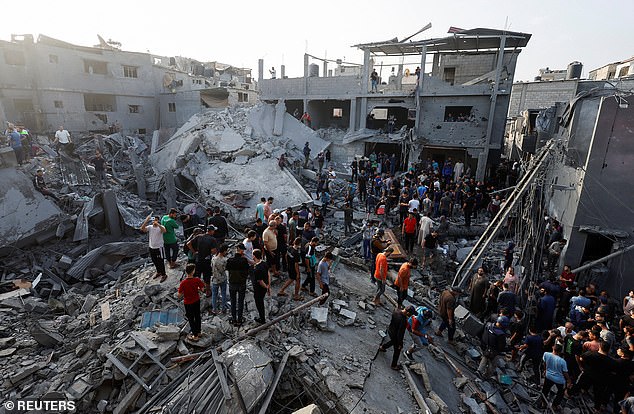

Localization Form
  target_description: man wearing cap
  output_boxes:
[405,306,434,359]
[379,305,417,370]
[226,243,250,326]
[478,315,509,377]
[161,208,181,269]
[187,225,218,297]
[394,258,418,308]
[373,246,394,306]
[370,229,390,284]
[435,286,462,345]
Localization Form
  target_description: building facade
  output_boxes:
[258,28,531,180]
[0,35,257,136]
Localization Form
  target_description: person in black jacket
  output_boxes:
[226,243,250,326]
[378,306,417,370]
[207,207,229,244]
[478,316,509,377]
[252,249,270,324]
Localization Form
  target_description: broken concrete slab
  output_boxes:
[66,241,147,281]
[30,321,64,347]
[149,127,202,174]
[155,325,180,342]
[339,309,357,322]
[0,168,63,248]
[223,340,274,412]
[310,307,329,327]
[292,404,322,414]
[202,127,245,154]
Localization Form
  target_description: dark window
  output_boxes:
[443,67,456,85]
[14,99,33,112]
[168,102,176,112]
[138,128,147,135]
[49,54,58,64]
[4,50,25,65]
[123,65,138,78]
[444,106,472,122]
[54,100,64,109]
[238,92,249,103]
[84,60,108,75]
[128,104,141,113]
[332,108,343,118]
[84,93,116,112]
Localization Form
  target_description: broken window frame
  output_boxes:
[443,106,473,122]
[84,59,108,75]
[123,65,139,78]
[128,104,142,114]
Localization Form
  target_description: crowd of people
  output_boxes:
[140,200,335,342]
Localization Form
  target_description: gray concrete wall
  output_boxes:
[508,80,579,116]
[545,95,634,296]
[159,91,202,129]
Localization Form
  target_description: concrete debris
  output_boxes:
[29,320,64,347]
[292,404,322,414]
[310,307,329,328]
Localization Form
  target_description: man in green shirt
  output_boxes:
[161,208,181,268]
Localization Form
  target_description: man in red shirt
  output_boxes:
[178,263,205,341]
[559,264,575,289]
[401,211,418,254]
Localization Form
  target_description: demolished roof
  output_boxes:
[353,27,531,56]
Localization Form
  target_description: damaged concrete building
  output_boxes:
[259,28,531,180]
[0,34,257,135]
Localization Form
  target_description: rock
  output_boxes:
[0,336,16,348]
[66,375,92,399]
[132,295,146,307]
[10,363,44,385]
[97,400,108,413]
[88,334,109,350]
[358,301,366,310]
[75,343,89,356]
[23,298,49,314]
[0,347,17,357]
[156,325,180,342]
[310,307,328,327]
[30,321,64,347]
[339,309,356,322]
[144,284,164,297]
[462,396,485,414]
[424,398,440,414]
[332,299,348,308]
[289,345,305,358]
[453,376,469,389]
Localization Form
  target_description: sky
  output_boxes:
[2,0,633,82]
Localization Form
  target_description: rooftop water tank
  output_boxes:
[309,63,319,77]
[566,61,583,79]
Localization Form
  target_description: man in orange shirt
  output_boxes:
[401,211,418,254]
[394,258,418,308]
[373,247,394,306]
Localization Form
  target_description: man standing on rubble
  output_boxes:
[140,214,167,282]
[379,305,417,370]
[401,211,418,254]
[435,286,462,345]
[211,244,229,315]
[161,208,181,269]
[373,246,394,306]
[478,315,510,378]
[226,243,250,326]
[54,125,71,151]
[207,207,229,244]
[187,225,218,297]
[303,142,311,168]
[277,237,303,301]
[394,258,418,308]
[252,249,270,324]
[90,149,107,189]
[405,306,434,360]
[262,220,279,279]
[178,263,205,341]
[370,229,390,284]
[316,252,334,305]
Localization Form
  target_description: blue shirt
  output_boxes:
[255,203,265,222]
[9,131,21,148]
[543,352,567,384]
[317,260,330,285]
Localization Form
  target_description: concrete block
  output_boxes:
[339,309,356,322]
[292,404,322,414]
[156,325,180,342]
[82,294,98,313]
[310,307,328,327]
[454,305,469,321]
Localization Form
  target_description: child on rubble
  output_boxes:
[178,263,205,341]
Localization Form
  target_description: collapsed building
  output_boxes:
[258,27,531,181]
[2,25,634,414]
